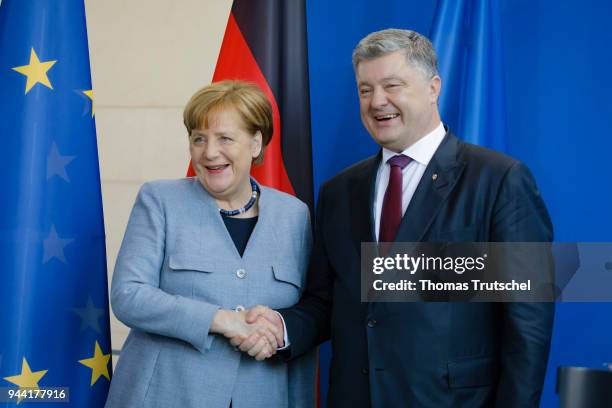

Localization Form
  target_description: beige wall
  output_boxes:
[84,0,233,365]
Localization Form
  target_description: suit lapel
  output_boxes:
[396,131,465,242]
[348,153,380,254]
[347,154,384,312]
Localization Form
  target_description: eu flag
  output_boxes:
[0,1,111,406]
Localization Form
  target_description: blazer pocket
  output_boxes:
[272,264,303,289]
[168,253,218,273]
[447,355,498,388]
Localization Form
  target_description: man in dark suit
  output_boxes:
[235,28,554,407]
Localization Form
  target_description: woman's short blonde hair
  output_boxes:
[183,80,273,164]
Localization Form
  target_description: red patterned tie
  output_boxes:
[379,154,412,242]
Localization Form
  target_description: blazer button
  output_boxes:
[362,368,369,375]
[236,268,246,279]
[367,319,377,328]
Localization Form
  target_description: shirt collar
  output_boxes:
[381,122,446,166]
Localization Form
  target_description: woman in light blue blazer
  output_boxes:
[105,80,316,408]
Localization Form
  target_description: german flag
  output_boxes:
[187,0,314,214]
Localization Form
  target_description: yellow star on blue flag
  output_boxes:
[3,357,48,403]
[78,341,111,386]
[83,89,94,117]
[1,2,112,407]
[12,47,57,94]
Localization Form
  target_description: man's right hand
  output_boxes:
[230,305,285,356]
[211,309,280,360]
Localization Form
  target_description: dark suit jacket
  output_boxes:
[280,131,555,408]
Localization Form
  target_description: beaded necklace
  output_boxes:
[218,178,259,217]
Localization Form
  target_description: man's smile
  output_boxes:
[374,112,400,122]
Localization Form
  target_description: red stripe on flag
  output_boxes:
[188,13,295,197]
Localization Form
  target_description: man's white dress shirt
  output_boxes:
[373,122,446,241]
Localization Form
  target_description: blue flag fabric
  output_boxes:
[430,0,507,151]
[0,1,111,406]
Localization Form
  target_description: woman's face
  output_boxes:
[189,108,262,202]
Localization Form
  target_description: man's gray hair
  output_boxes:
[352,28,439,79]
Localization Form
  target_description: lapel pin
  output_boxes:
[432,173,438,181]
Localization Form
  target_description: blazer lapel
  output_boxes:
[191,177,247,261]
[348,153,380,254]
[242,182,280,260]
[396,131,465,243]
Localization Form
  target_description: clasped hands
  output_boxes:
[211,306,283,361]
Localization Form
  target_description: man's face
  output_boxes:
[356,50,441,152]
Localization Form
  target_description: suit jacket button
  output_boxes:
[367,319,376,328]
[236,268,246,279]
[362,368,369,375]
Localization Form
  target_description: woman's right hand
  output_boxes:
[210,309,280,360]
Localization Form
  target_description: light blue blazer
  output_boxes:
[105,178,316,408]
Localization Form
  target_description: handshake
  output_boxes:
[211,305,284,361]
